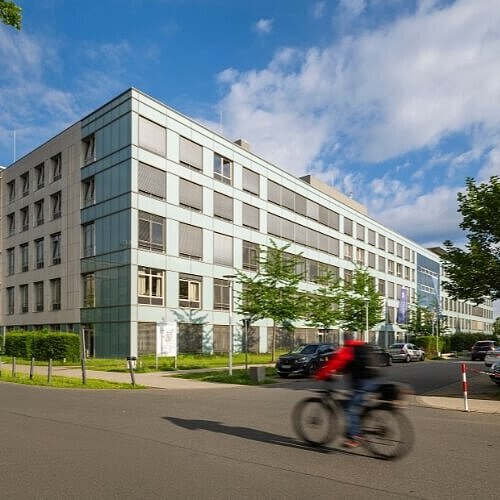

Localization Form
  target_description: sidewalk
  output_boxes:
[3,361,499,414]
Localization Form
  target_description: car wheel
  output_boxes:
[307,362,319,376]
[420,354,425,361]
[278,373,289,378]
[405,354,411,363]
[386,356,392,366]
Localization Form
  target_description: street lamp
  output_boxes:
[223,274,237,376]
[364,297,370,344]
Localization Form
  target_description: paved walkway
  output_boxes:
[3,361,499,414]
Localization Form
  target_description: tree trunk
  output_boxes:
[271,321,276,362]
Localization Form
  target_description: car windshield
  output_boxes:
[290,345,318,354]
[390,343,405,349]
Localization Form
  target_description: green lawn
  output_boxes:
[0,371,144,389]
[174,367,278,385]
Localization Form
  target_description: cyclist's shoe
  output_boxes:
[343,435,365,448]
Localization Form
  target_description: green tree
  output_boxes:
[494,317,500,336]
[304,267,344,341]
[406,298,436,336]
[442,176,500,303]
[340,267,383,337]
[235,240,303,361]
[0,1,22,29]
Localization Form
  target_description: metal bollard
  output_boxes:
[30,356,35,380]
[12,356,16,377]
[127,356,137,386]
[48,358,53,384]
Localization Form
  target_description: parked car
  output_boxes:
[369,344,392,366]
[484,347,500,367]
[275,343,336,377]
[471,340,497,361]
[488,359,500,385]
[388,343,425,362]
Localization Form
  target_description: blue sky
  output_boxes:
[1,0,500,252]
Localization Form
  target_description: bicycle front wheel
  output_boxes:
[361,407,414,460]
[292,397,339,447]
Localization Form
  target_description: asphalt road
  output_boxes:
[1,368,499,500]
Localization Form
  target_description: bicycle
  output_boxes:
[292,379,415,459]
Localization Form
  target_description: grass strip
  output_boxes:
[174,367,278,385]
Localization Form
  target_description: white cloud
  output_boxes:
[253,18,273,34]
[217,0,500,244]
[312,2,326,19]
[339,0,367,18]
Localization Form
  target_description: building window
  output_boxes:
[387,238,395,254]
[405,266,411,280]
[344,217,353,236]
[387,260,394,275]
[21,206,29,231]
[242,203,259,229]
[51,191,62,219]
[179,136,203,171]
[396,243,403,258]
[306,200,319,221]
[179,274,202,308]
[344,269,353,284]
[404,247,411,261]
[138,211,165,252]
[7,180,15,202]
[34,281,44,312]
[82,134,96,164]
[282,187,295,211]
[82,177,95,207]
[344,242,353,260]
[138,117,165,156]
[368,229,376,246]
[388,281,395,299]
[357,224,365,241]
[396,263,403,277]
[51,232,61,265]
[213,153,232,184]
[138,267,164,305]
[378,256,386,272]
[213,233,233,267]
[7,287,15,315]
[179,223,202,260]
[20,284,29,313]
[356,247,365,265]
[378,279,385,296]
[7,248,15,275]
[50,278,61,310]
[179,178,202,211]
[35,199,44,226]
[35,238,44,269]
[52,153,62,181]
[378,234,386,250]
[35,163,45,189]
[21,172,29,196]
[7,213,15,236]
[368,251,376,269]
[242,167,259,195]
[243,241,259,271]
[82,223,95,257]
[213,192,233,221]
[213,279,230,311]
[20,243,29,272]
[83,273,95,307]
[268,179,281,205]
[138,162,166,199]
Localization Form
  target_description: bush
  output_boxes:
[448,333,497,353]
[413,335,446,356]
[5,331,80,362]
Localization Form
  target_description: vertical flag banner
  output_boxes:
[396,287,408,324]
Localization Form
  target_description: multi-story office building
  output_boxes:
[0,89,493,357]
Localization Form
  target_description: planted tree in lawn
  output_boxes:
[305,267,344,344]
[235,240,303,362]
[340,267,383,337]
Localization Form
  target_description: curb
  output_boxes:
[414,395,500,414]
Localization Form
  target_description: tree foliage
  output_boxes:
[0,1,22,29]
[235,240,303,361]
[442,176,500,303]
[340,267,383,334]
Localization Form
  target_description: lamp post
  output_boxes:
[223,274,237,376]
[364,297,370,343]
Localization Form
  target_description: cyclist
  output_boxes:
[315,333,380,448]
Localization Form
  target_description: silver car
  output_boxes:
[489,359,500,385]
[388,343,425,363]
[484,348,500,368]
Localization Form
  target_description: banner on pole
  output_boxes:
[156,322,178,357]
[396,287,408,324]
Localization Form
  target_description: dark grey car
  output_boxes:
[275,343,336,377]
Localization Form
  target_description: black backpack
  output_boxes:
[349,344,380,379]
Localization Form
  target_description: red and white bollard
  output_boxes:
[461,363,469,412]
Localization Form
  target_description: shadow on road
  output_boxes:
[163,416,333,453]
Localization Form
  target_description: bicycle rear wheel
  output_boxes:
[292,397,339,447]
[361,407,414,459]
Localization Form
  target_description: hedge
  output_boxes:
[4,331,80,362]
